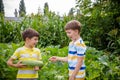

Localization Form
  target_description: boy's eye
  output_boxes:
[68,32,71,34]
[35,39,38,40]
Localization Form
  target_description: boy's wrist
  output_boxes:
[9,63,17,68]
[14,64,18,68]
[56,57,60,61]
[71,73,76,77]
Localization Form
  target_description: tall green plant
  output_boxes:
[19,0,26,17]
[0,0,4,15]
[44,2,49,16]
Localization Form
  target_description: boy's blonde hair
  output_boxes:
[64,20,82,33]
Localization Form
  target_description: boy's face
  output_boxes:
[65,29,79,41]
[26,36,39,48]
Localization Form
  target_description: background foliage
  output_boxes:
[0,0,120,79]
[0,43,119,80]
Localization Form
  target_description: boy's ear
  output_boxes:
[75,29,79,34]
[26,37,30,41]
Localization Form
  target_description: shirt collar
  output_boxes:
[23,46,34,50]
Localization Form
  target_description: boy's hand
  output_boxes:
[34,66,39,71]
[15,61,26,68]
[49,56,58,62]
[69,75,75,80]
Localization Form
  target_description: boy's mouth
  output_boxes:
[34,43,37,45]
[70,37,73,39]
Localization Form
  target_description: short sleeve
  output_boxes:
[36,48,42,60]
[76,42,86,56]
[11,48,21,59]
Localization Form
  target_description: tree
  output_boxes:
[19,0,26,17]
[75,0,120,54]
[14,9,18,17]
[37,6,41,15]
[68,8,74,16]
[0,0,4,14]
[44,2,49,15]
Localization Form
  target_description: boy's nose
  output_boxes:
[36,40,38,43]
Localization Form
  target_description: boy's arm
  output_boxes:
[34,49,42,71]
[49,56,68,62]
[7,58,26,68]
[34,55,40,71]
[69,56,84,80]
[56,56,68,62]
[7,58,17,67]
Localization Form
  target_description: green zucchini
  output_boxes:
[21,60,43,67]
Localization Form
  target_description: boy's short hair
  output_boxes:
[22,28,39,41]
[64,20,82,33]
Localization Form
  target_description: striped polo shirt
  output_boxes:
[68,38,86,78]
[11,46,41,78]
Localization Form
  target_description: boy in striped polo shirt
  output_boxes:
[49,20,86,80]
[7,28,41,80]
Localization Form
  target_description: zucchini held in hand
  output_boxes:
[22,60,43,67]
